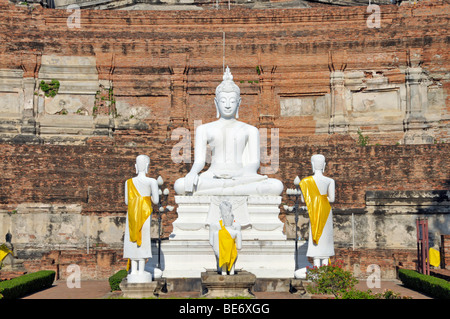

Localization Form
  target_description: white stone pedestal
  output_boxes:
[151,195,311,278]
[119,278,167,298]
[201,270,256,298]
[127,272,152,284]
[150,239,309,278]
[171,195,286,241]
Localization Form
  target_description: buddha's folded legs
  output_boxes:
[174,176,283,195]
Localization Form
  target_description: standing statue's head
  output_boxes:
[215,66,241,119]
[311,154,326,173]
[219,201,234,227]
[135,154,150,174]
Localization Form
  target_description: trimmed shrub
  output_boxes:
[337,289,411,299]
[0,270,55,299]
[108,269,128,291]
[337,289,380,299]
[398,269,450,299]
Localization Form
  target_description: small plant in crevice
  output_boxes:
[357,128,370,146]
[93,86,117,118]
[39,79,60,98]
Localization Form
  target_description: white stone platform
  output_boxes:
[171,195,286,241]
[201,270,256,298]
[149,238,309,278]
[146,195,311,278]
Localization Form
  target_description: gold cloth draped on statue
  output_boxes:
[429,248,440,268]
[0,244,13,262]
[218,220,238,272]
[127,178,152,247]
[299,176,331,245]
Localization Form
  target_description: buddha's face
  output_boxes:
[215,91,241,119]
[222,212,234,227]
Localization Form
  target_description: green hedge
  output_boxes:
[108,269,127,291]
[398,269,450,299]
[0,270,56,299]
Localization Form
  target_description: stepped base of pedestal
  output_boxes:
[157,195,309,278]
[201,270,256,298]
[119,278,166,298]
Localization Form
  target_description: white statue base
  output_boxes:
[171,195,286,241]
[127,272,152,284]
[151,195,311,278]
[120,277,167,298]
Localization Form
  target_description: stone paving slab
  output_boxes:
[353,280,432,299]
[22,279,432,299]
[22,280,112,299]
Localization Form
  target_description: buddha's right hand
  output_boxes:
[184,172,198,193]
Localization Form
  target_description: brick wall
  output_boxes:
[1,139,447,279]
[21,249,126,280]
[19,247,418,280]
[1,141,448,236]
[0,0,449,279]
[0,0,449,143]
[17,245,419,280]
[334,248,417,279]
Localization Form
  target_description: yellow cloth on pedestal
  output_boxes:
[299,176,331,245]
[219,220,238,272]
[127,178,152,247]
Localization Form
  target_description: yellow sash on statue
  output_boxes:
[127,178,152,247]
[0,244,13,262]
[218,220,238,272]
[429,248,440,268]
[299,176,331,245]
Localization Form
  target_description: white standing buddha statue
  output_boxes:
[209,201,242,275]
[124,155,160,283]
[300,154,336,267]
[174,66,283,196]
